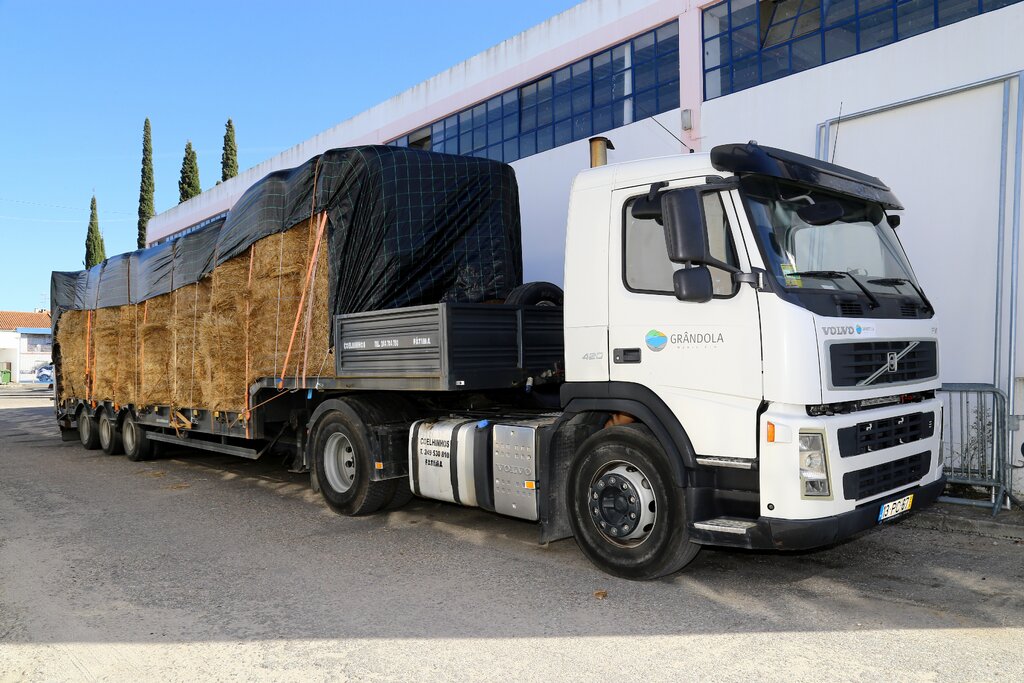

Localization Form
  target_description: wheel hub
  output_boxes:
[589,463,656,545]
[323,432,357,493]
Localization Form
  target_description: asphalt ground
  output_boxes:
[1,385,1023,681]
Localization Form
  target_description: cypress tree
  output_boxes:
[84,195,106,268]
[137,118,155,248]
[221,118,238,181]
[179,140,201,203]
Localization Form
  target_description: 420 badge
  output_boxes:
[645,328,725,352]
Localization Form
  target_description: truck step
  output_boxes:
[692,518,759,535]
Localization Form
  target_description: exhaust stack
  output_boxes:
[588,136,615,168]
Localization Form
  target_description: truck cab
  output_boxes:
[558,142,944,574]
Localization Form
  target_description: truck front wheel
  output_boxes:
[567,424,699,580]
[77,408,100,450]
[312,408,394,516]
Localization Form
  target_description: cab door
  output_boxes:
[607,182,763,460]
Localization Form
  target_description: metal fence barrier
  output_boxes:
[937,383,1021,515]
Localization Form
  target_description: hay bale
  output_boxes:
[56,310,88,402]
[91,307,120,402]
[113,304,139,405]
[196,255,249,413]
[171,282,209,409]
[140,294,173,406]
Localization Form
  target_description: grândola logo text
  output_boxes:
[645,329,668,352]
[670,332,724,345]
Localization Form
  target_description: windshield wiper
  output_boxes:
[786,270,880,309]
[868,277,935,313]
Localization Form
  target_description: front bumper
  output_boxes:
[691,475,946,550]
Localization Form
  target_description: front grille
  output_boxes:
[842,451,930,500]
[900,302,919,317]
[837,411,935,457]
[838,300,864,316]
[830,340,937,387]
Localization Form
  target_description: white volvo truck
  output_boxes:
[60,142,945,580]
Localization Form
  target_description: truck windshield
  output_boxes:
[741,176,927,306]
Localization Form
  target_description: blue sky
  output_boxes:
[0,0,579,312]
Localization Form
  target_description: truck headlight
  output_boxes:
[799,432,830,497]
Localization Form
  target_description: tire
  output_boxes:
[122,413,153,462]
[312,406,395,516]
[567,424,700,580]
[78,408,100,450]
[382,479,415,510]
[505,281,564,307]
[98,410,123,455]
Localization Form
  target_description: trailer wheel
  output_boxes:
[122,413,153,462]
[77,408,100,450]
[567,424,699,580]
[98,410,123,455]
[312,408,395,516]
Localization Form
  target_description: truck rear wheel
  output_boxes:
[77,408,100,450]
[567,424,699,580]
[98,410,123,455]
[122,413,153,461]
[312,407,395,516]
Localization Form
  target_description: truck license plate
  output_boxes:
[877,494,914,522]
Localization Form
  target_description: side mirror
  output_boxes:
[662,189,740,273]
[673,267,713,303]
[887,214,901,229]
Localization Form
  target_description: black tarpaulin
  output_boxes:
[49,271,80,332]
[51,146,523,334]
[96,254,131,308]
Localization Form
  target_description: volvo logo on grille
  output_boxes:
[857,341,919,386]
[886,352,899,373]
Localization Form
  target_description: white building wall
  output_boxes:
[0,330,17,382]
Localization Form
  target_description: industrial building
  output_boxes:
[146,0,1024,500]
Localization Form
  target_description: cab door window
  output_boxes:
[623,191,739,297]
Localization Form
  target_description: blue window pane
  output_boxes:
[859,9,894,51]
[536,76,553,103]
[858,0,891,13]
[824,22,857,62]
[984,0,1018,10]
[657,81,679,113]
[593,104,612,132]
[635,88,657,119]
[459,110,472,127]
[521,82,538,108]
[761,44,790,83]
[486,97,502,123]
[488,120,502,145]
[898,0,936,38]
[731,0,758,26]
[554,93,571,122]
[939,0,980,26]
[537,99,553,127]
[555,119,573,147]
[521,106,537,131]
[432,122,445,141]
[791,32,823,73]
[634,59,656,92]
[445,115,458,134]
[731,55,759,91]
[571,86,592,115]
[704,66,729,99]
[704,35,728,69]
[614,98,634,126]
[554,66,572,95]
[459,131,472,153]
[824,0,856,25]
[536,125,554,153]
[520,131,536,157]
[444,138,458,155]
[703,2,729,38]
[571,60,591,89]
[503,114,519,139]
[613,71,631,100]
[473,126,487,150]
[656,20,679,48]
[593,77,614,107]
[773,0,801,22]
[487,144,502,161]
[503,138,519,163]
[657,51,679,83]
[633,31,656,62]
[732,23,759,60]
[612,44,630,72]
[593,50,613,81]
[573,111,592,140]
[472,104,486,126]
[502,91,518,117]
